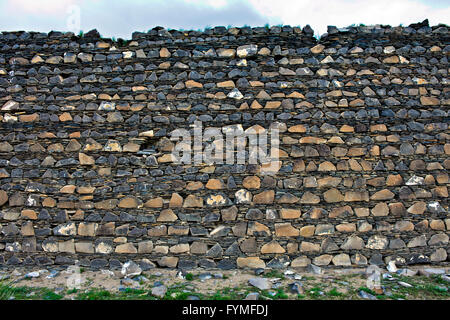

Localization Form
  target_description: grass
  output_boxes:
[263,270,285,280]
[76,288,112,300]
[185,273,194,281]
[327,288,344,297]
[0,281,63,300]
[381,274,449,299]
[261,288,288,299]
[307,286,324,299]
[209,287,242,300]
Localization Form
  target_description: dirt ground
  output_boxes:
[1,264,449,300]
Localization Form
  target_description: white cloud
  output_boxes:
[1,0,448,38]
[247,0,450,35]
[184,0,229,9]
[4,0,85,15]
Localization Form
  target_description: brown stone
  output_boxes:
[250,100,263,109]
[21,209,37,220]
[217,80,235,88]
[313,254,333,266]
[94,199,118,210]
[190,241,208,254]
[138,241,153,253]
[291,256,311,267]
[158,256,178,268]
[370,189,395,200]
[430,219,445,230]
[118,196,142,208]
[59,240,75,254]
[332,253,351,266]
[145,197,163,208]
[59,112,72,122]
[371,203,389,216]
[19,113,39,122]
[185,80,203,88]
[311,44,325,54]
[123,143,140,152]
[285,243,298,254]
[329,205,353,218]
[300,192,320,204]
[0,190,8,206]
[354,207,369,217]
[221,206,238,221]
[240,238,257,253]
[236,257,265,269]
[395,221,414,231]
[386,174,403,186]
[323,188,344,203]
[275,223,300,237]
[420,96,439,106]
[206,179,224,190]
[79,153,95,165]
[21,221,34,236]
[389,202,405,216]
[340,125,354,132]
[76,242,94,254]
[253,190,274,204]
[288,125,307,133]
[60,185,76,194]
[148,225,167,236]
[77,186,95,194]
[407,201,426,214]
[317,177,341,188]
[264,101,281,109]
[169,243,189,254]
[247,222,270,236]
[300,241,320,252]
[383,56,399,63]
[157,209,178,222]
[78,222,97,236]
[280,208,301,219]
[261,241,285,254]
[299,225,315,237]
[242,176,261,189]
[183,195,203,208]
[168,226,189,235]
[336,223,356,233]
[318,161,336,171]
[159,48,171,57]
[115,243,137,254]
[344,191,369,202]
[169,193,183,207]
[186,181,204,190]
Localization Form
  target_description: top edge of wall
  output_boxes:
[0,19,448,44]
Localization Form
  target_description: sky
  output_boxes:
[1,0,449,39]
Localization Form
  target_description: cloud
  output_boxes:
[0,0,448,38]
[4,0,84,15]
[183,0,230,9]
[78,0,269,38]
[248,0,450,35]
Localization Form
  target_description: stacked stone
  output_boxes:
[0,22,448,270]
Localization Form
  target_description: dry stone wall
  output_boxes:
[0,22,449,271]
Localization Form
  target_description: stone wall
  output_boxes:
[0,22,449,271]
